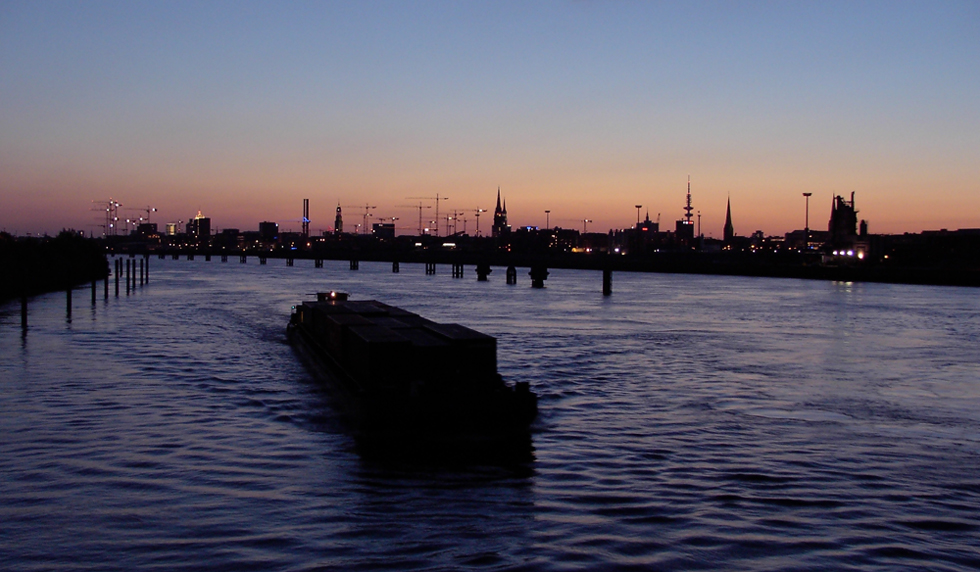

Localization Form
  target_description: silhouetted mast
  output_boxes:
[684,175,694,225]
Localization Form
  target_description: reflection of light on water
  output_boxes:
[2,258,980,571]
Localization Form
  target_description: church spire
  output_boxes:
[723,196,734,243]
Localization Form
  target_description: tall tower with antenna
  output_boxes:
[684,175,694,225]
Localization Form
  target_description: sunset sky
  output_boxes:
[2,1,978,237]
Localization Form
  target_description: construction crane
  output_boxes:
[91,199,123,236]
[397,201,432,236]
[360,204,376,235]
[407,194,448,236]
[466,208,487,236]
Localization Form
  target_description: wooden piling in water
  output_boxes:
[425,262,436,275]
[91,279,96,304]
[115,259,120,297]
[350,259,359,270]
[392,261,399,273]
[140,257,145,285]
[66,286,72,320]
[126,259,131,295]
[104,271,109,299]
[506,265,517,285]
[240,254,247,263]
[603,268,612,296]
[144,255,149,284]
[21,291,28,329]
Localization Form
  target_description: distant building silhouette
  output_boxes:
[829,193,858,248]
[334,203,344,234]
[259,221,279,242]
[186,211,211,239]
[492,188,509,238]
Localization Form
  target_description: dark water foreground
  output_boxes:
[2,258,979,571]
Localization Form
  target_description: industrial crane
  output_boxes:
[397,201,432,236]
[407,194,448,236]
[360,204,376,235]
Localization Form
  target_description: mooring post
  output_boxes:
[603,267,612,296]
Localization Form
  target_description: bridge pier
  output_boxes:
[286,258,294,267]
[529,264,549,288]
[260,256,267,265]
[221,254,228,262]
[425,262,436,275]
[506,265,517,285]
[315,259,323,268]
[350,259,359,270]
[476,262,491,282]
[452,262,464,278]
[240,254,247,263]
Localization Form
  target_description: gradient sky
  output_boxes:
[2,1,978,237]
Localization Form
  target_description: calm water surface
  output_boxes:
[2,258,979,571]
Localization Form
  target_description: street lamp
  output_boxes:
[802,192,812,250]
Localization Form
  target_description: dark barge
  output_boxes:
[288,292,537,452]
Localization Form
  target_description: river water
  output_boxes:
[2,257,979,571]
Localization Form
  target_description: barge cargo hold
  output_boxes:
[288,292,538,452]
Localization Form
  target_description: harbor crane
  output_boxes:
[91,199,122,236]
[407,194,448,236]
[397,201,432,236]
[361,204,376,235]
[467,208,487,236]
